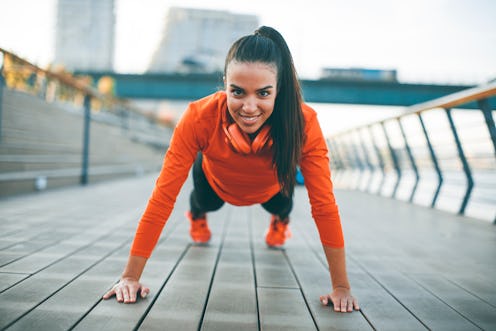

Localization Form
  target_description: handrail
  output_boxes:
[407,81,496,113]
[0,48,170,188]
[332,81,496,137]
[0,47,155,119]
[0,47,101,99]
[327,81,496,223]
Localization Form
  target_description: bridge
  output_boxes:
[1,49,496,330]
[74,71,494,109]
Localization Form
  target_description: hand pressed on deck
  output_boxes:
[320,287,360,312]
[102,277,150,304]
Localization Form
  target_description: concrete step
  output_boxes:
[0,89,170,196]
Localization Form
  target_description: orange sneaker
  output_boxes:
[186,211,211,243]
[265,215,292,247]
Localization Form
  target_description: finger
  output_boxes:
[353,298,360,310]
[340,298,347,312]
[115,287,124,302]
[331,297,340,311]
[141,286,150,298]
[347,298,354,312]
[128,286,137,303]
[102,288,115,300]
[122,287,131,303]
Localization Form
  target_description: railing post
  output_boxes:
[357,128,375,192]
[368,125,386,195]
[349,135,365,189]
[341,142,358,189]
[397,118,420,202]
[330,138,348,177]
[335,138,354,187]
[381,122,402,198]
[445,108,474,215]
[417,113,443,208]
[477,98,496,155]
[81,94,91,185]
[327,138,340,173]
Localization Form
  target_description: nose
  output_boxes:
[242,96,257,113]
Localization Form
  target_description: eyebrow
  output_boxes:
[229,84,274,92]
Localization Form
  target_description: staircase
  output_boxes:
[0,88,171,197]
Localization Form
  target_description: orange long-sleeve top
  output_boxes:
[130,91,344,258]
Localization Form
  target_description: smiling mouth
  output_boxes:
[239,114,261,123]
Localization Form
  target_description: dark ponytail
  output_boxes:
[224,26,305,197]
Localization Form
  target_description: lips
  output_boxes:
[239,114,262,125]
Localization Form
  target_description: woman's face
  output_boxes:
[225,61,278,135]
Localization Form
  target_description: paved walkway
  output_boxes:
[0,174,495,330]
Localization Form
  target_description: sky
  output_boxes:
[1,0,495,84]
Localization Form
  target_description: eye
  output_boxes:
[259,90,270,97]
[231,88,243,96]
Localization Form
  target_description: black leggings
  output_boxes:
[189,153,293,220]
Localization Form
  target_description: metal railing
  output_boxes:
[328,82,496,223]
[0,48,171,186]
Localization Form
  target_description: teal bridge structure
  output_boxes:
[75,71,494,108]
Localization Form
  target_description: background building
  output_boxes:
[54,0,115,71]
[148,7,259,73]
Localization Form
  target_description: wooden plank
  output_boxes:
[4,215,184,331]
[288,188,423,331]
[446,273,496,307]
[0,234,76,267]
[3,250,132,331]
[200,207,258,331]
[410,273,496,331]
[251,202,381,331]
[250,206,300,290]
[0,231,131,329]
[248,200,372,331]
[258,287,317,331]
[284,243,381,331]
[136,208,227,331]
[0,228,126,274]
[301,189,491,330]
[0,272,28,293]
[0,201,144,274]
[353,257,480,331]
[0,229,73,250]
[316,188,496,330]
[0,173,160,328]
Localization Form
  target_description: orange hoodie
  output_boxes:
[130,91,344,257]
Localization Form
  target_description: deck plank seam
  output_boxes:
[256,285,300,290]
[281,249,321,331]
[0,238,74,269]
[348,255,434,331]
[248,207,262,331]
[292,221,378,330]
[0,227,134,294]
[1,234,133,331]
[403,272,486,331]
[195,208,233,331]
[124,243,192,331]
[445,277,496,310]
[0,228,69,250]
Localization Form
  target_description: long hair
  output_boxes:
[224,26,305,197]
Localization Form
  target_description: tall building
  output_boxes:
[54,0,115,71]
[148,7,259,73]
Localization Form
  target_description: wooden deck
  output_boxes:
[1,173,495,331]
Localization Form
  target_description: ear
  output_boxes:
[223,76,226,89]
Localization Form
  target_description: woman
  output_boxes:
[103,26,359,313]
